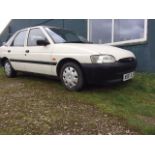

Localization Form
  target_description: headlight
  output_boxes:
[91,55,116,64]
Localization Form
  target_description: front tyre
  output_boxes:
[60,62,84,91]
[4,60,17,78]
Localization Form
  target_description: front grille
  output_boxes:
[119,57,135,63]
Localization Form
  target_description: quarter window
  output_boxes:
[28,28,48,46]
[12,30,27,46]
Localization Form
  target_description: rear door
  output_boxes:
[8,30,28,71]
[24,28,54,75]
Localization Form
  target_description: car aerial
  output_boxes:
[0,26,137,91]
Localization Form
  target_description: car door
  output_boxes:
[7,30,28,71]
[24,28,53,75]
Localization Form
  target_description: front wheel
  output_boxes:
[60,62,84,91]
[4,60,17,78]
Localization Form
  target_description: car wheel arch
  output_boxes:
[1,57,9,66]
[56,58,84,77]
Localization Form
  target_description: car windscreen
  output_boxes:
[45,27,89,43]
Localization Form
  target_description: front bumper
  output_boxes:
[81,59,137,84]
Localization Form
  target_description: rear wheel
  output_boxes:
[60,62,84,91]
[4,60,17,78]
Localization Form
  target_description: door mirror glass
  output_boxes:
[36,39,49,46]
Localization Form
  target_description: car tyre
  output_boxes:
[4,60,17,78]
[60,62,84,91]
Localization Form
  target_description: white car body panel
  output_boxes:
[52,43,135,61]
[23,45,55,75]
[0,26,136,77]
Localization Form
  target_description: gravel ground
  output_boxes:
[0,72,137,135]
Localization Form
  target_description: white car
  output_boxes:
[0,26,137,91]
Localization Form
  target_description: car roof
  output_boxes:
[17,25,63,32]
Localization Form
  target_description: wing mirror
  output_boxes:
[36,39,50,46]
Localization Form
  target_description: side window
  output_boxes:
[28,28,48,46]
[12,31,27,46]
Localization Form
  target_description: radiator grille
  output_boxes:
[119,57,135,63]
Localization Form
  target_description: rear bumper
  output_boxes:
[81,59,137,84]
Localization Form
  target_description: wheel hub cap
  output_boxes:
[5,63,11,76]
[63,67,78,88]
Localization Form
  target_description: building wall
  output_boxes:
[120,20,155,72]
[0,19,155,72]
[0,19,87,44]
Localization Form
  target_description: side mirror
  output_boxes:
[36,39,50,46]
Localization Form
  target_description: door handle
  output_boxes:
[25,50,29,53]
[8,50,11,53]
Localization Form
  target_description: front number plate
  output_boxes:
[123,72,134,81]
